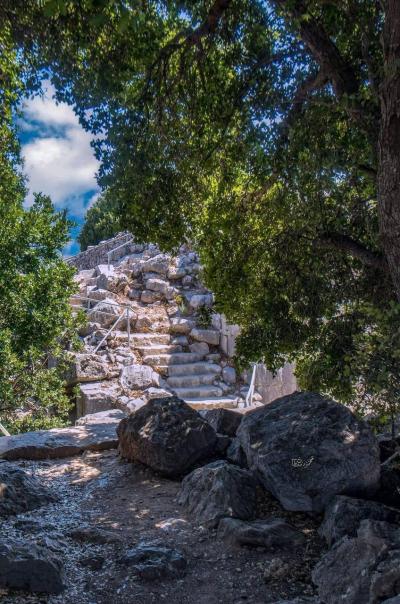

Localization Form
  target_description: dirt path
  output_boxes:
[2,452,325,604]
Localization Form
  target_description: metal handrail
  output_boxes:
[245,361,262,407]
[107,238,134,271]
[70,294,131,348]
[71,295,130,310]
[65,232,132,265]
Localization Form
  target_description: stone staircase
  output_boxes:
[69,241,242,416]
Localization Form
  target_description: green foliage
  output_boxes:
[3,0,399,417]
[196,305,213,330]
[78,192,121,251]
[0,21,79,432]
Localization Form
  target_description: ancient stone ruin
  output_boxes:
[66,234,297,419]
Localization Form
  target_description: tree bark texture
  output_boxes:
[378,0,400,300]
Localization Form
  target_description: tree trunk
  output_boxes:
[378,0,400,301]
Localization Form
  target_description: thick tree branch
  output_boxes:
[272,0,359,98]
[276,68,329,148]
[317,232,388,271]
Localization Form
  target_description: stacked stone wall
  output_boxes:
[65,232,133,271]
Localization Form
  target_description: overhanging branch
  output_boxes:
[317,232,388,271]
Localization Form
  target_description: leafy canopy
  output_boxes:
[3,0,399,414]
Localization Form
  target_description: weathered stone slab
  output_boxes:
[0,423,119,461]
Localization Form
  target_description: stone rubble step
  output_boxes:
[130,333,171,345]
[167,373,218,388]
[137,344,183,355]
[173,385,224,399]
[184,396,238,410]
[167,362,222,377]
[143,352,205,367]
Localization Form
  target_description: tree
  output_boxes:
[0,21,78,432]
[3,1,400,407]
[78,192,121,251]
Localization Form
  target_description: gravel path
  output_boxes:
[1,451,325,603]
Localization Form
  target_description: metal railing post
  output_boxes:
[245,362,258,408]
[127,307,131,348]
[0,422,10,436]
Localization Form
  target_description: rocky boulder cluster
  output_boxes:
[2,390,400,602]
[117,391,400,604]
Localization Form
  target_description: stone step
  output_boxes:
[137,344,183,355]
[185,396,238,410]
[130,333,171,345]
[167,373,218,388]
[167,362,222,377]
[173,385,224,399]
[143,352,205,367]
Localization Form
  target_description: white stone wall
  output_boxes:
[254,362,297,404]
[215,313,297,404]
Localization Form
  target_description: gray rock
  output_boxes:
[118,543,186,580]
[178,460,257,528]
[170,317,195,335]
[189,341,210,355]
[141,254,170,275]
[218,517,306,549]
[90,298,121,326]
[222,366,237,384]
[76,380,122,417]
[382,598,400,604]
[190,328,220,346]
[0,463,56,518]
[312,520,400,604]
[141,290,161,304]
[202,408,242,437]
[66,353,119,385]
[320,495,400,546]
[0,538,64,594]
[167,266,186,280]
[189,294,213,309]
[0,423,119,461]
[117,397,217,477]
[120,364,159,390]
[226,438,248,468]
[144,387,173,400]
[237,391,380,512]
[76,409,126,426]
[146,278,169,295]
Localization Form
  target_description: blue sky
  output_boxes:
[18,82,100,256]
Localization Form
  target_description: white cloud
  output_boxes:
[21,82,78,128]
[21,83,100,217]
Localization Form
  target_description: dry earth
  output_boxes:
[1,451,326,604]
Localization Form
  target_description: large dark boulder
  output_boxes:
[218,517,306,549]
[0,538,64,594]
[312,520,400,604]
[320,495,400,546]
[177,460,257,528]
[201,408,242,437]
[117,396,217,477]
[236,391,380,512]
[0,462,56,518]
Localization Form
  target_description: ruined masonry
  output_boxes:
[66,234,297,417]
